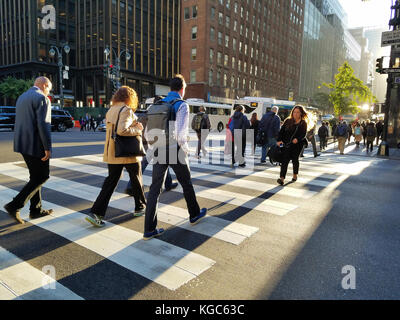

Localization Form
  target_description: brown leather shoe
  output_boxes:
[3,204,25,224]
[29,209,53,219]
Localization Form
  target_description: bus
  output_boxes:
[142,97,231,132]
[234,97,320,122]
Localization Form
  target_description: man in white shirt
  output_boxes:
[143,75,207,240]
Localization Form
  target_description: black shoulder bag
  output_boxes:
[112,107,146,157]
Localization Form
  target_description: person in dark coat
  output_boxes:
[259,106,281,163]
[230,105,250,167]
[361,121,367,145]
[249,113,260,155]
[276,105,308,185]
[375,120,383,146]
[3,77,54,224]
[318,122,329,151]
[191,106,211,158]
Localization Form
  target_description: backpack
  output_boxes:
[337,124,347,137]
[354,127,361,135]
[192,113,203,131]
[145,99,183,147]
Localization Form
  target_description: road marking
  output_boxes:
[0,246,83,300]
[0,186,215,291]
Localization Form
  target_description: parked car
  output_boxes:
[97,123,106,132]
[0,106,16,130]
[51,109,74,132]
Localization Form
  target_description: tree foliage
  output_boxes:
[321,62,377,116]
[0,77,35,101]
[313,92,334,113]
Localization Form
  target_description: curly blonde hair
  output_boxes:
[111,86,138,111]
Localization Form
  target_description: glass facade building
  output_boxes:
[0,0,180,107]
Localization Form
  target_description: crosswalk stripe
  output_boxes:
[0,162,258,245]
[0,246,84,300]
[68,155,298,215]
[0,186,215,291]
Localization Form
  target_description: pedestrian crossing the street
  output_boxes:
[0,143,385,299]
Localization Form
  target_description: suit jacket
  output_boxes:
[14,87,52,158]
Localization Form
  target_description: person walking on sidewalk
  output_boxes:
[125,95,178,195]
[301,121,319,158]
[191,106,211,159]
[334,120,349,155]
[86,86,147,228]
[347,122,353,144]
[361,121,367,146]
[375,120,383,146]
[143,74,207,240]
[318,122,329,151]
[259,106,281,163]
[230,105,250,167]
[353,122,363,147]
[366,120,377,153]
[276,105,308,186]
[3,77,54,224]
[249,113,260,155]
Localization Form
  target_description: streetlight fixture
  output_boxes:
[104,45,131,91]
[49,43,70,109]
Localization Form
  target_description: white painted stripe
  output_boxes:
[0,187,215,291]
[65,155,298,215]
[0,246,83,300]
[1,162,258,245]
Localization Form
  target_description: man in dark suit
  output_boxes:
[3,77,53,224]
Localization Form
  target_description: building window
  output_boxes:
[217,52,222,65]
[225,35,229,47]
[190,70,196,83]
[209,69,213,85]
[224,73,228,87]
[211,7,215,19]
[234,20,237,32]
[184,7,190,20]
[217,70,221,85]
[218,32,223,45]
[192,5,198,18]
[226,16,230,28]
[219,12,223,25]
[210,27,215,41]
[191,48,197,61]
[232,57,236,69]
[224,54,228,67]
[233,38,237,51]
[192,26,197,40]
[210,48,214,64]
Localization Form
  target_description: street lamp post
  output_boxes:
[104,46,131,92]
[49,43,70,109]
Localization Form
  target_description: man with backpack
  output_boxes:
[318,122,329,151]
[334,120,349,155]
[259,106,281,164]
[191,106,211,159]
[143,75,207,240]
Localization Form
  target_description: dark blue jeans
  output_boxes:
[126,156,173,190]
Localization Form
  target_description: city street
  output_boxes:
[1,129,399,300]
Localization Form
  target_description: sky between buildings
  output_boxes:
[338,0,392,29]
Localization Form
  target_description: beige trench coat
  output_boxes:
[103,104,143,164]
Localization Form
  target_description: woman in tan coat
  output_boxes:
[86,86,146,227]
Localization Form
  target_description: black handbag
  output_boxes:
[112,106,146,158]
[268,124,299,164]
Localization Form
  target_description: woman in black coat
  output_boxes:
[276,105,309,185]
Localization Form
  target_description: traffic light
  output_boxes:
[376,57,383,74]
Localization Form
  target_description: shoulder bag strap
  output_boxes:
[112,106,126,140]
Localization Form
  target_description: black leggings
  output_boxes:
[280,145,302,179]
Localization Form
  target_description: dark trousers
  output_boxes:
[92,162,146,217]
[366,140,374,151]
[126,154,173,190]
[280,145,302,179]
[144,161,200,233]
[319,136,327,150]
[7,154,50,213]
[232,135,246,165]
[196,130,209,156]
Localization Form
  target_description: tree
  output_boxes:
[313,91,334,114]
[0,77,34,104]
[321,62,377,117]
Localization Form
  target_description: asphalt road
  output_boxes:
[0,128,399,300]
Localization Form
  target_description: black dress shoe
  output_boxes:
[164,182,179,192]
[3,203,24,224]
[29,209,53,219]
[277,178,284,186]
